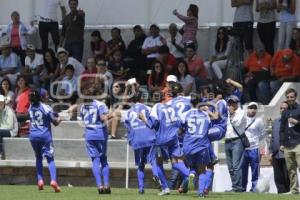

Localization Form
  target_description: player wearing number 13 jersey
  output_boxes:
[29,89,62,192]
[79,99,111,194]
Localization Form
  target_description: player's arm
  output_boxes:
[100,113,113,122]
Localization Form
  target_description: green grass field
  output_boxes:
[1,185,299,200]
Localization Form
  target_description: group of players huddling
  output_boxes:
[28,75,228,198]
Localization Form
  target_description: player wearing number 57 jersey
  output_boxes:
[180,96,214,198]
[28,90,62,192]
[123,100,158,194]
[79,99,112,194]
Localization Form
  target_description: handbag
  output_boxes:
[230,119,256,148]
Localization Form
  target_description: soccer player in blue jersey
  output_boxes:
[79,88,112,194]
[139,93,190,195]
[28,89,62,192]
[180,94,214,198]
[123,92,159,194]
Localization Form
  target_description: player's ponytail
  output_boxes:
[29,89,41,106]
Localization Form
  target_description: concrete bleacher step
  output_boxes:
[51,121,127,139]
[3,138,134,163]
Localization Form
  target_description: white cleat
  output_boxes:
[158,188,170,196]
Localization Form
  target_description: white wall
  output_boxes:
[1,0,300,27]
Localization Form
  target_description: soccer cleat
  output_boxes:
[104,186,111,194]
[138,189,145,194]
[204,189,209,195]
[198,193,205,198]
[37,180,44,191]
[50,180,61,193]
[98,186,104,194]
[188,173,195,191]
[158,188,170,196]
[178,187,188,194]
[152,176,162,191]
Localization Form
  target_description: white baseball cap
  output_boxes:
[248,102,258,108]
[0,95,6,102]
[166,75,178,83]
[57,47,69,55]
[128,78,137,85]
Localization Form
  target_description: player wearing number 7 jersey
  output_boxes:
[79,96,112,195]
[180,94,214,198]
[28,89,62,192]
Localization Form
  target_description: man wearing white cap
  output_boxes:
[242,102,265,192]
[0,95,18,158]
[161,75,178,103]
[56,47,84,80]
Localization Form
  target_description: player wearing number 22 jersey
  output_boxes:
[180,105,213,197]
[29,90,61,192]
[145,102,190,195]
[123,102,157,194]
[80,99,111,194]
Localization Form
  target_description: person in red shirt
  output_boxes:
[184,43,208,91]
[15,76,31,118]
[80,57,97,92]
[156,45,177,75]
[270,48,300,97]
[244,46,272,104]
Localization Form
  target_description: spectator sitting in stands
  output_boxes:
[108,50,130,81]
[161,75,178,103]
[184,43,208,90]
[81,57,97,88]
[21,44,44,86]
[107,82,125,139]
[142,24,164,70]
[40,49,60,91]
[244,46,272,104]
[90,30,107,57]
[95,58,113,95]
[56,47,84,80]
[289,27,300,56]
[270,48,300,97]
[147,60,167,92]
[0,78,15,108]
[0,95,18,158]
[0,38,21,85]
[166,23,184,60]
[126,25,147,83]
[15,76,31,120]
[204,27,231,81]
[172,4,199,47]
[60,0,85,62]
[157,45,177,75]
[175,60,196,95]
[106,27,126,60]
[57,64,78,105]
[1,11,36,64]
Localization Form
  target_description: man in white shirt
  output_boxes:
[242,102,265,192]
[57,47,84,79]
[225,95,247,192]
[22,44,44,86]
[37,0,66,50]
[166,23,184,60]
[142,24,164,69]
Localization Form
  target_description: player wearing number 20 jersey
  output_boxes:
[29,90,61,192]
[79,99,111,194]
[123,102,157,194]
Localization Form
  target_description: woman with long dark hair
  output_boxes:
[0,78,15,107]
[204,27,231,80]
[176,61,195,95]
[147,61,167,92]
[40,49,60,91]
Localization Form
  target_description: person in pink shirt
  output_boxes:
[173,4,199,47]
[184,43,208,90]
